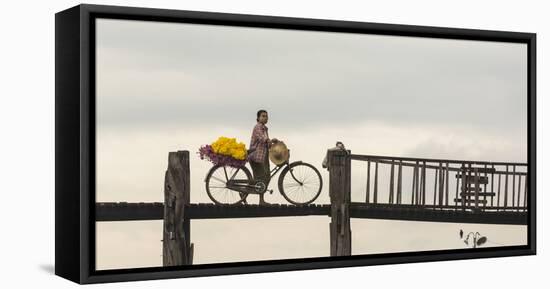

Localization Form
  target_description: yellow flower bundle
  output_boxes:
[211,136,247,160]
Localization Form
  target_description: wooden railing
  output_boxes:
[349,153,528,212]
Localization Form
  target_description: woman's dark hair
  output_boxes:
[256,109,268,122]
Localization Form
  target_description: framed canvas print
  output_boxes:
[55,4,536,284]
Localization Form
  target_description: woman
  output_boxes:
[248,109,278,205]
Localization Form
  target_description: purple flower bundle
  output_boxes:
[198,144,247,168]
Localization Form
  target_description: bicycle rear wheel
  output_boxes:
[205,165,252,205]
[278,162,322,205]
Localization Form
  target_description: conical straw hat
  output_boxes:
[269,141,290,165]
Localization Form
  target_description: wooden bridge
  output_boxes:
[96,149,528,266]
[96,202,526,224]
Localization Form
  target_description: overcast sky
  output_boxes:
[95,19,527,270]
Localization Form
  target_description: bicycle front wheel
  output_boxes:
[278,162,323,205]
[205,165,251,205]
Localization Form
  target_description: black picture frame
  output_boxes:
[55,3,536,284]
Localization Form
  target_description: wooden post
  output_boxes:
[412,165,417,205]
[454,169,459,209]
[366,160,370,204]
[163,151,193,266]
[389,160,395,204]
[438,162,444,207]
[461,165,467,210]
[512,165,516,211]
[422,161,426,206]
[434,169,439,207]
[397,161,402,204]
[504,165,509,211]
[374,161,378,204]
[445,162,449,206]
[483,164,488,208]
[490,164,495,207]
[474,168,480,210]
[415,161,420,205]
[517,175,522,211]
[328,149,351,257]
[467,164,473,206]
[497,173,501,211]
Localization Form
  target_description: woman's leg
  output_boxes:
[250,160,265,188]
[259,154,271,204]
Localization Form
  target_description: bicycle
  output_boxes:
[204,151,323,205]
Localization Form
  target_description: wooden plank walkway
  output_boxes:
[349,203,527,225]
[95,202,527,225]
[96,202,164,221]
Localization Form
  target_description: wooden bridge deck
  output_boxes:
[349,203,527,225]
[96,202,527,225]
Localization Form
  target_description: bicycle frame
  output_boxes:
[223,162,286,194]
[265,162,287,185]
[221,160,307,195]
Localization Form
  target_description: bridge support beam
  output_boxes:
[163,150,193,266]
[328,149,352,256]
